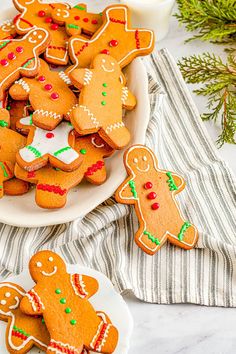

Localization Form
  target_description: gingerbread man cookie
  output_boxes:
[69,54,136,150]
[16,116,82,172]
[115,145,199,255]
[20,251,119,353]
[68,4,154,70]
[0,28,50,101]
[15,134,113,209]
[0,127,26,198]
[10,59,77,130]
[13,0,71,65]
[52,3,103,37]
[0,282,50,353]
[0,20,17,40]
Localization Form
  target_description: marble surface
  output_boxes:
[1,0,236,353]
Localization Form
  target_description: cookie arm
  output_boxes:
[20,287,44,316]
[9,79,31,100]
[115,178,137,204]
[71,273,99,299]
[121,87,136,111]
[166,171,185,193]
[69,68,93,89]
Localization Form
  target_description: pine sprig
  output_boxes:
[178,53,236,145]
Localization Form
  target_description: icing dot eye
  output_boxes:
[36,261,42,268]
[111,62,115,66]
[48,257,53,262]
[143,156,147,161]
[5,292,11,298]
[133,158,138,164]
[38,35,43,39]
[102,59,106,63]
[11,25,15,28]
[0,300,6,305]
[33,31,37,36]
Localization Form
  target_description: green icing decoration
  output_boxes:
[67,24,80,29]
[103,83,108,87]
[70,319,77,325]
[54,146,71,157]
[80,149,86,155]
[0,186,2,189]
[42,318,45,324]
[26,145,42,158]
[29,114,33,126]
[7,106,11,111]
[128,180,138,198]
[74,5,86,10]
[65,307,72,314]
[55,289,61,294]
[0,40,10,50]
[166,171,178,191]
[0,120,8,127]
[60,298,66,304]
[22,58,35,69]
[102,92,107,96]
[178,221,191,241]
[13,326,30,337]
[0,162,9,178]
[101,101,106,106]
[144,231,160,246]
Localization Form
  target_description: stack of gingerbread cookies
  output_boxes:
[0,0,155,209]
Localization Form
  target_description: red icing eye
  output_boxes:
[147,192,157,200]
[92,19,98,25]
[45,84,52,91]
[1,59,8,66]
[46,133,54,139]
[51,23,59,30]
[8,52,16,60]
[16,46,24,53]
[152,203,160,210]
[144,182,153,189]
[51,92,59,100]
[45,17,53,23]
[74,16,80,20]
[83,18,89,22]
[38,10,46,17]
[38,76,46,82]
[109,40,118,47]
[101,49,110,55]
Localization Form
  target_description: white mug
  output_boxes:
[120,0,175,41]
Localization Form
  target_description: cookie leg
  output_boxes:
[32,110,63,131]
[101,123,130,150]
[71,105,100,134]
[35,183,68,209]
[168,220,198,250]
[47,338,83,354]
[135,227,167,256]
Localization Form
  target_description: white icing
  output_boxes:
[80,105,100,129]
[66,103,79,118]
[56,9,70,18]
[1,20,14,32]
[70,274,88,298]
[59,71,71,85]
[26,288,45,312]
[121,87,128,104]
[90,316,111,351]
[48,256,53,262]
[48,340,81,354]
[15,78,30,93]
[84,69,93,85]
[136,164,150,173]
[0,300,6,305]
[91,137,104,148]
[105,121,124,134]
[5,292,11,298]
[36,261,42,267]
[41,266,57,277]
[9,296,20,310]
[34,109,61,120]
[101,65,115,73]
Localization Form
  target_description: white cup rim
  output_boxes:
[120,0,175,6]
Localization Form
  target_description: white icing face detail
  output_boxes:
[132,156,150,173]
[41,266,58,277]
[9,296,20,310]
[25,0,35,4]
[91,136,105,148]
[143,156,147,161]
[5,292,11,298]
[1,22,13,32]
[101,58,115,73]
[0,300,6,305]
[28,30,41,44]
[57,9,69,18]
[38,35,43,39]
[133,158,138,163]
[48,257,53,262]
[36,261,42,267]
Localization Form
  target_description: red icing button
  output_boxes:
[38,76,46,82]
[38,10,46,17]
[101,49,110,55]
[51,23,59,30]
[16,46,23,53]
[152,203,160,210]
[8,52,16,60]
[74,16,80,20]
[109,39,118,47]
[1,59,8,66]
[45,17,53,23]
[92,19,98,25]
[45,84,52,91]
[51,92,59,100]
[144,182,153,189]
[46,133,54,139]
[83,18,89,22]
[147,192,157,200]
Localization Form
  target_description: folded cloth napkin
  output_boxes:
[0,49,236,307]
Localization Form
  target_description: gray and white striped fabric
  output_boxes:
[1,49,236,307]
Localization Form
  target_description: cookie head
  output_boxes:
[0,284,23,315]
[90,134,112,152]
[29,251,66,282]
[17,0,38,6]
[26,28,48,46]
[126,145,156,175]
[93,54,121,76]
[53,7,70,22]
[1,20,15,33]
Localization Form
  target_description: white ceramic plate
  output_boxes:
[0,5,150,228]
[0,264,133,354]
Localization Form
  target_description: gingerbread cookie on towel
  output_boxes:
[115,145,199,255]
[69,54,136,149]
[52,3,103,37]
[15,134,113,208]
[16,116,82,172]
[0,282,49,353]
[13,0,70,65]
[0,20,17,40]
[0,28,50,101]
[20,250,119,353]
[10,59,77,130]
[68,4,154,70]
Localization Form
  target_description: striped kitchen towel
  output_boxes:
[0,49,236,307]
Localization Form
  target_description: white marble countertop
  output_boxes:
[1,0,236,353]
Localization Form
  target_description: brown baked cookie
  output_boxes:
[6,98,30,131]
[0,282,50,353]
[16,116,83,172]
[15,133,113,209]
[20,250,119,353]
[51,3,103,37]
[4,178,30,196]
[69,54,136,150]
[68,4,154,70]
[115,145,199,255]
[13,0,70,65]
[0,127,26,198]
[0,28,50,100]
[0,20,17,40]
[10,59,77,130]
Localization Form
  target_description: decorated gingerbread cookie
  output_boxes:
[0,95,10,128]
[0,282,49,353]
[0,20,17,40]
[0,28,50,101]
[6,97,30,131]
[69,54,136,150]
[51,3,103,37]
[10,59,77,130]
[16,116,83,172]
[13,0,71,65]
[15,134,113,208]
[115,145,199,255]
[4,178,29,196]
[68,4,154,70]
[20,251,119,353]
[0,127,26,198]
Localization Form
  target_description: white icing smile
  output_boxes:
[41,266,58,277]
[136,164,150,173]
[28,37,37,44]
[102,65,115,73]
[57,9,69,18]
[25,0,35,4]
[9,296,20,310]
[91,137,104,148]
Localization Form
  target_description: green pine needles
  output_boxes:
[175,0,236,145]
